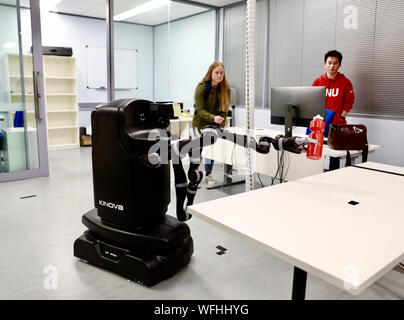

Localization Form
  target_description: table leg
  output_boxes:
[329,157,340,171]
[224,163,233,184]
[207,164,245,190]
[292,267,307,300]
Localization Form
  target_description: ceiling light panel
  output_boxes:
[187,0,242,7]
[51,0,105,18]
[123,1,209,25]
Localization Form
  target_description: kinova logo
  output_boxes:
[99,200,124,211]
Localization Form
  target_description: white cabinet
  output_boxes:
[4,53,79,150]
[1,127,38,172]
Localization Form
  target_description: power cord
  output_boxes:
[271,151,282,185]
[282,151,291,182]
[279,151,286,183]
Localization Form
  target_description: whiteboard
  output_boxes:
[86,46,138,89]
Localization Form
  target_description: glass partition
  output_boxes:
[112,0,215,116]
[0,0,43,178]
[113,0,160,102]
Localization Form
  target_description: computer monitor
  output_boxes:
[270,86,326,137]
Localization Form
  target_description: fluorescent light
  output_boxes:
[114,0,169,21]
[2,42,16,48]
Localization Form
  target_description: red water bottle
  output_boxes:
[306,115,325,160]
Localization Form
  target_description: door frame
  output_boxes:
[0,0,49,182]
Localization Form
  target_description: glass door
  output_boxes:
[0,0,48,182]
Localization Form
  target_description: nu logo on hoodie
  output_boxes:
[326,88,339,97]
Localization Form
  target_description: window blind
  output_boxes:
[370,0,404,117]
[268,0,404,118]
[223,0,268,107]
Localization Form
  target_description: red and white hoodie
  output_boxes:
[312,72,355,124]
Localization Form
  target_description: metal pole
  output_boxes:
[215,8,220,61]
[262,0,270,108]
[30,0,49,176]
[106,0,115,101]
[16,0,30,169]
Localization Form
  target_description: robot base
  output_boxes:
[74,211,193,286]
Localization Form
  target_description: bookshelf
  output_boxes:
[4,53,79,150]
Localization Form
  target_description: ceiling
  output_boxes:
[0,0,244,26]
[186,0,241,6]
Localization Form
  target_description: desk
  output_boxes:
[188,162,404,299]
[201,127,380,182]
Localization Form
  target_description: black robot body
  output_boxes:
[74,99,193,286]
[91,99,171,229]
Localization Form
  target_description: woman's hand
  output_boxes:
[214,115,224,124]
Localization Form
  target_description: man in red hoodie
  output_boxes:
[312,50,355,125]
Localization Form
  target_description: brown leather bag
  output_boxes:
[327,124,369,166]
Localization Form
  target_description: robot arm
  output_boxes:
[270,135,318,154]
[142,124,320,221]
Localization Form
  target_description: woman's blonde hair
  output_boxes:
[202,61,230,112]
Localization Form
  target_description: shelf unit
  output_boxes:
[4,53,79,150]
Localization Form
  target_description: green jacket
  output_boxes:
[192,81,230,131]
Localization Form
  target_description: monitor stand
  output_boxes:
[284,103,295,138]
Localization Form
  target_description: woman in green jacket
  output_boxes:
[192,61,231,185]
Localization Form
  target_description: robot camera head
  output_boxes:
[150,102,174,129]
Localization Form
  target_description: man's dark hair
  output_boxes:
[324,50,343,64]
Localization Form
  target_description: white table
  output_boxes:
[188,162,404,299]
[201,126,380,183]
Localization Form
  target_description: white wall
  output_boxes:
[233,107,404,167]
[114,22,154,101]
[0,7,154,127]
[40,11,154,104]
[154,10,216,111]
[348,115,404,167]
[0,5,215,128]
[43,10,214,126]
[40,11,108,104]
[39,11,155,127]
